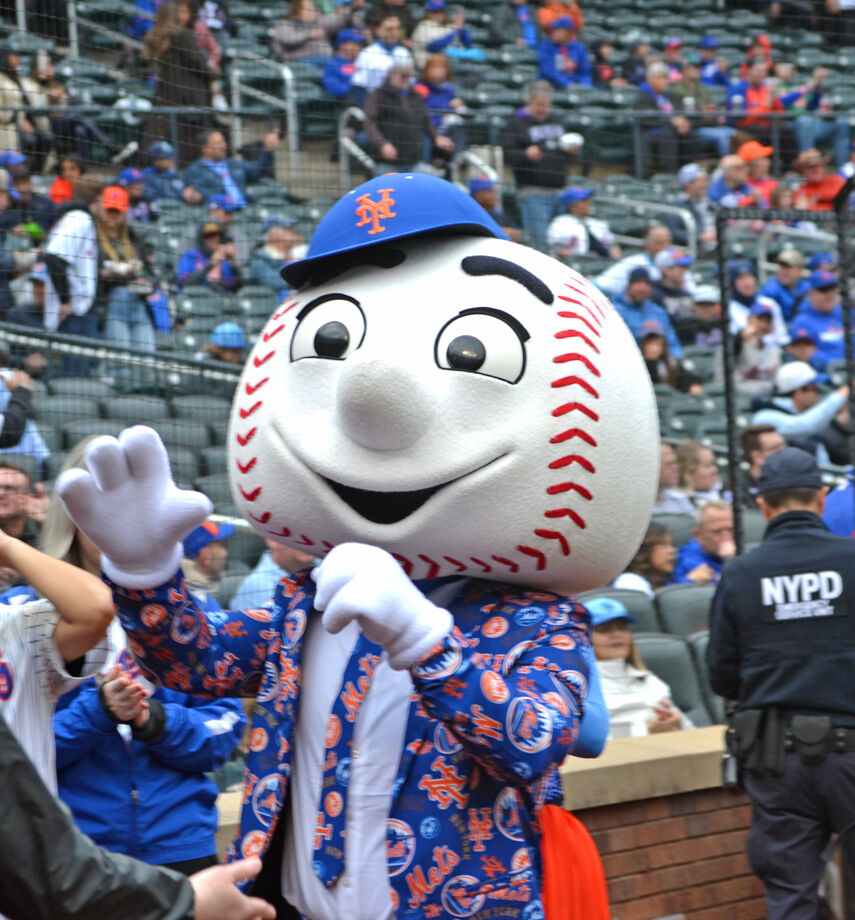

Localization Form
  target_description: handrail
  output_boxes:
[753,221,838,283]
[594,195,698,258]
[337,106,374,193]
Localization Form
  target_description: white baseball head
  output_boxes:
[228,176,658,592]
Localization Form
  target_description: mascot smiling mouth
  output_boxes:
[320,454,509,525]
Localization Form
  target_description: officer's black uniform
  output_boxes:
[708,449,855,920]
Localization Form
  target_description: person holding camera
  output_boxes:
[708,447,855,919]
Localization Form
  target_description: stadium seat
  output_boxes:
[741,508,768,546]
[195,473,234,511]
[696,419,730,448]
[201,445,229,477]
[687,631,725,723]
[43,451,70,482]
[575,587,662,632]
[215,570,251,608]
[225,527,267,569]
[172,394,233,421]
[153,419,213,453]
[654,582,716,638]
[167,446,200,489]
[634,632,713,727]
[61,419,125,451]
[48,378,114,399]
[35,396,101,429]
[101,395,171,426]
[651,512,695,549]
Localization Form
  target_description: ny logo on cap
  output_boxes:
[355,188,396,235]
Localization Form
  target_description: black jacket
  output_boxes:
[0,717,195,920]
[708,510,855,722]
[503,108,568,189]
[364,83,435,166]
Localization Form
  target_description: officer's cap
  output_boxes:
[756,447,823,495]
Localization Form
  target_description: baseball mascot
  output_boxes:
[58,174,659,920]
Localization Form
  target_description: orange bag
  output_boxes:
[540,804,610,920]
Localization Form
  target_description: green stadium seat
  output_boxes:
[634,632,713,727]
[172,394,233,421]
[47,378,114,399]
[655,583,716,638]
[62,419,125,451]
[651,512,695,549]
[35,396,101,429]
[154,419,213,453]
[225,527,266,568]
[195,473,234,510]
[687,631,725,722]
[201,445,229,477]
[101,395,171,425]
[167,446,200,489]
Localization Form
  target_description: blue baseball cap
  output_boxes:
[147,141,175,160]
[183,521,236,558]
[699,35,719,49]
[639,318,666,338]
[281,173,509,289]
[336,28,365,45]
[210,321,248,349]
[655,247,693,269]
[809,269,838,290]
[729,259,756,284]
[208,194,241,213]
[560,186,594,206]
[425,0,445,9]
[807,251,837,271]
[117,167,143,186]
[550,15,576,29]
[468,175,495,194]
[750,301,773,317]
[0,150,26,168]
[29,263,49,283]
[586,597,638,627]
[262,214,297,232]
[756,446,822,495]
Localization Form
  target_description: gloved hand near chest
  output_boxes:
[313,543,453,670]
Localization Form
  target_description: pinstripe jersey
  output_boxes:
[0,595,108,794]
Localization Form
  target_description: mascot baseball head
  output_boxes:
[229,174,658,592]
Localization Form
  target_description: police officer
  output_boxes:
[708,447,855,919]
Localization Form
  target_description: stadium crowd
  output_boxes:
[0,0,854,912]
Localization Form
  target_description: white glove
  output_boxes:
[57,425,213,589]
[313,543,453,671]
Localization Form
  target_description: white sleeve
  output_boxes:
[46,211,85,262]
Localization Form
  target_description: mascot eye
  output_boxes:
[290,296,366,361]
[435,309,528,383]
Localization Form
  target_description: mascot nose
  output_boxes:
[336,356,435,450]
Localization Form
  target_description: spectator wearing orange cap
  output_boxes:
[793,148,846,210]
[94,185,159,357]
[537,0,584,33]
[739,140,778,206]
[738,34,773,82]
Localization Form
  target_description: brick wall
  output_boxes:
[576,786,765,920]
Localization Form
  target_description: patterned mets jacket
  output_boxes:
[111,569,593,919]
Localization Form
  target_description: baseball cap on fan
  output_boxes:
[774,361,819,395]
[183,521,236,558]
[585,597,638,627]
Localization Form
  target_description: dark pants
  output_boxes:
[744,751,855,919]
[646,126,703,175]
[162,854,218,877]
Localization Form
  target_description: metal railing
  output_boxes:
[596,195,699,258]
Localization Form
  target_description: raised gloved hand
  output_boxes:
[313,543,453,671]
[57,425,212,589]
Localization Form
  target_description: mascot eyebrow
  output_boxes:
[461,255,554,306]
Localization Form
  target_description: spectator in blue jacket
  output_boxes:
[55,622,245,874]
[248,216,303,294]
[612,266,683,357]
[183,129,279,207]
[322,28,366,100]
[176,220,241,291]
[760,248,809,321]
[672,500,735,584]
[789,270,845,371]
[698,35,729,87]
[536,17,591,88]
[141,141,187,203]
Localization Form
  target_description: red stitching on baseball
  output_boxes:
[443,556,467,573]
[267,527,292,538]
[236,427,257,446]
[240,485,262,502]
[392,553,413,576]
[236,457,257,475]
[564,283,606,318]
[245,377,269,395]
[555,329,600,353]
[550,428,597,446]
[548,455,596,473]
[556,310,601,337]
[263,324,285,342]
[546,482,593,499]
[322,541,333,552]
[491,555,519,573]
[551,376,599,398]
[418,555,441,579]
[254,351,275,368]
[553,352,600,376]
[552,402,599,421]
[249,511,271,524]
[534,529,571,556]
[295,534,315,547]
[272,300,299,320]
[558,293,603,324]
[470,557,492,574]
[240,401,262,419]
[517,545,547,571]
[544,508,587,529]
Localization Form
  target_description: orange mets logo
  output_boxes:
[355,188,396,235]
